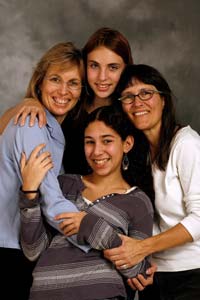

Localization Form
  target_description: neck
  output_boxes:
[82,171,130,201]
[143,128,160,162]
[87,96,112,113]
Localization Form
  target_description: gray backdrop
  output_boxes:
[0,0,200,133]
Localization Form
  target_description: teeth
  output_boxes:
[53,98,69,104]
[94,159,109,165]
[97,84,110,88]
[134,111,148,116]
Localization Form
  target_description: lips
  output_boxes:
[93,158,110,165]
[53,97,70,105]
[95,83,111,91]
[134,111,148,116]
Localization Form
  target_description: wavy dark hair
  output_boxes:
[116,64,182,171]
[84,104,134,141]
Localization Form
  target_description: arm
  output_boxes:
[75,197,153,278]
[104,131,200,267]
[104,224,192,269]
[15,128,90,252]
[19,145,57,261]
[19,191,52,261]
[0,106,18,134]
[0,98,46,134]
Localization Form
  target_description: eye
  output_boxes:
[68,80,81,88]
[140,90,153,97]
[84,139,94,145]
[103,139,113,144]
[108,64,120,71]
[88,62,98,69]
[49,76,60,83]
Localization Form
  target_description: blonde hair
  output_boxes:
[25,42,84,101]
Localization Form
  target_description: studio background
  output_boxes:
[0,0,199,133]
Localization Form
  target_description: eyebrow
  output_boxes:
[84,134,115,139]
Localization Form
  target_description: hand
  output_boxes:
[55,211,87,235]
[127,263,157,291]
[104,234,146,269]
[14,98,46,128]
[20,143,53,194]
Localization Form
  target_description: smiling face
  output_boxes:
[84,120,133,177]
[87,46,126,101]
[40,63,82,124]
[121,79,165,140]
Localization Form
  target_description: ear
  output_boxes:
[123,135,134,154]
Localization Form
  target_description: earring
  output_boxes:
[122,153,129,171]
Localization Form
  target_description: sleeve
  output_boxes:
[13,120,90,252]
[175,132,200,240]
[19,190,51,261]
[78,193,153,278]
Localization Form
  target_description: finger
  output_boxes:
[19,110,31,126]
[64,228,78,236]
[38,111,47,128]
[29,111,38,127]
[59,219,73,230]
[55,213,75,220]
[146,263,157,275]
[29,144,46,161]
[127,279,137,290]
[61,224,76,235]
[128,278,144,291]
[36,151,51,164]
[20,152,26,171]
[136,274,153,286]
[14,109,29,126]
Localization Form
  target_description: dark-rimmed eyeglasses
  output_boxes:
[118,89,164,104]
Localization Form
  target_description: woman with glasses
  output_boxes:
[0,42,87,299]
[104,64,200,300]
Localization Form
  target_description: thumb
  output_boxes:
[20,152,26,171]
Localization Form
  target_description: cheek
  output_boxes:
[87,68,97,83]
[122,104,130,114]
[84,145,91,158]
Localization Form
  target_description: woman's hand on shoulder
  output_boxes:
[14,98,46,128]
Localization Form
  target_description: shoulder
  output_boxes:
[58,174,84,195]
[126,187,154,214]
[173,126,200,146]
[171,126,200,156]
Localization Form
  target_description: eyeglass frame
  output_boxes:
[44,75,83,91]
[118,89,164,104]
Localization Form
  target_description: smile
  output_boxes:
[53,97,70,104]
[93,158,110,165]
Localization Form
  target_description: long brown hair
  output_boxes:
[117,64,181,171]
[81,27,133,109]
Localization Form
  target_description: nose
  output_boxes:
[58,82,70,94]
[93,142,104,156]
[98,68,107,81]
[133,95,143,107]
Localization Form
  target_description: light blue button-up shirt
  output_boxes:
[0,109,89,251]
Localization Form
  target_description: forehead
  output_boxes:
[46,62,82,78]
[123,79,156,92]
[87,46,124,64]
[85,120,117,137]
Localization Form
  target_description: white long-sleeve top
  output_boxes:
[152,126,200,272]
